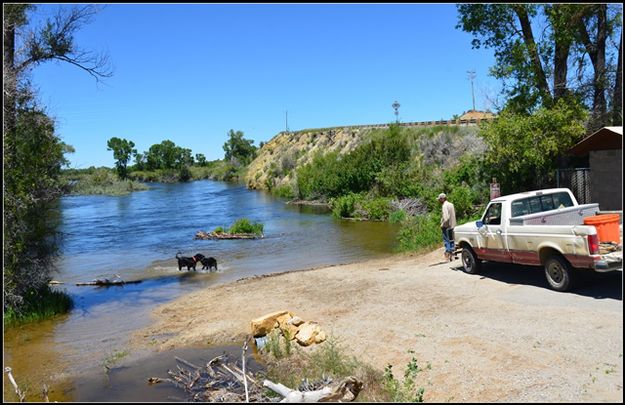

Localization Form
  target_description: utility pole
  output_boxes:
[285,110,289,133]
[467,70,476,111]
[392,101,400,123]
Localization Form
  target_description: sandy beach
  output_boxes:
[132,248,623,402]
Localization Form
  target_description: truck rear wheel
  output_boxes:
[461,247,481,274]
[544,255,574,292]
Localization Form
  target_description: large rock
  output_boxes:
[295,321,323,346]
[251,310,293,337]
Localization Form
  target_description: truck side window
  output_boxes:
[511,200,530,217]
[484,203,502,225]
[528,197,542,213]
[540,195,555,211]
[552,192,573,208]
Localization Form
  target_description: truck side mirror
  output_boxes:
[476,220,484,228]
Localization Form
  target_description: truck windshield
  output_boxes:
[511,192,574,217]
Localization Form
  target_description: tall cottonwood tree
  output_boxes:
[107,137,136,179]
[3,4,111,313]
[457,3,622,129]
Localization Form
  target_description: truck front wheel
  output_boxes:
[461,247,481,274]
[544,255,574,292]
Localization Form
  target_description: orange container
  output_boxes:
[583,214,621,243]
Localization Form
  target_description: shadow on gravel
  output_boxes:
[449,261,622,300]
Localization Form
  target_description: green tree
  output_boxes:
[479,98,588,193]
[195,153,207,166]
[223,129,257,165]
[3,4,110,316]
[457,4,622,128]
[106,137,136,179]
[133,152,146,171]
[145,140,179,170]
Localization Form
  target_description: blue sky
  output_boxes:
[27,3,502,168]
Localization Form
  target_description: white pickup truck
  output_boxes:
[454,188,622,292]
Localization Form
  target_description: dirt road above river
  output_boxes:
[132,248,623,402]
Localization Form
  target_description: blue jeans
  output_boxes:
[442,227,454,254]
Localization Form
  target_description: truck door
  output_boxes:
[477,202,512,262]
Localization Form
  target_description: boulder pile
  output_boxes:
[250,310,326,347]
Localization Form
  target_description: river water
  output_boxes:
[3,180,399,401]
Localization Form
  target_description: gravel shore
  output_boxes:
[132,248,623,402]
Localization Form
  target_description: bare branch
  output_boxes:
[15,4,113,81]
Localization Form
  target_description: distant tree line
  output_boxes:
[106,129,258,181]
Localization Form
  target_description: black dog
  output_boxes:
[200,256,218,271]
[175,252,205,271]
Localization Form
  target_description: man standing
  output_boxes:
[437,193,456,261]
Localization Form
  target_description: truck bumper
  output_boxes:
[593,256,623,272]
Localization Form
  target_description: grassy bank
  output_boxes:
[62,168,149,195]
[3,287,73,328]
[62,160,248,196]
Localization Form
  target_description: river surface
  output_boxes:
[3,180,400,401]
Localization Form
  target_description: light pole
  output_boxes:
[467,70,476,111]
[392,100,400,123]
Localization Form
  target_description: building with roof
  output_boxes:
[569,126,622,211]
[458,110,496,121]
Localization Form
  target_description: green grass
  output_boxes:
[227,218,264,236]
[4,287,73,328]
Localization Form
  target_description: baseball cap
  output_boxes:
[437,193,446,200]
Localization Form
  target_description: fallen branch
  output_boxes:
[241,336,250,402]
[263,377,362,402]
[194,231,262,240]
[155,351,362,402]
[4,367,26,402]
[76,274,142,286]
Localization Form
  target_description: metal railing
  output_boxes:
[556,168,591,205]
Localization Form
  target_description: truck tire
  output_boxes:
[544,255,574,292]
[461,246,481,274]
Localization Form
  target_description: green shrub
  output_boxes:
[396,213,441,252]
[383,352,426,402]
[274,184,296,199]
[228,218,264,235]
[362,196,393,220]
[329,193,363,218]
[389,209,407,224]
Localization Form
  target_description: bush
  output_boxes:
[383,352,426,402]
[362,196,393,220]
[273,184,296,199]
[448,184,479,220]
[329,193,363,218]
[396,213,441,252]
[227,218,264,235]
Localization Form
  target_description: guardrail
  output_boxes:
[287,117,496,135]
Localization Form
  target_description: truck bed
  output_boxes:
[509,203,599,226]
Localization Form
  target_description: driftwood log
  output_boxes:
[75,274,142,286]
[263,377,363,402]
[194,231,262,240]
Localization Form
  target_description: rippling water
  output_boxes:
[4,180,399,401]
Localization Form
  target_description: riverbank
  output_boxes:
[132,248,623,402]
